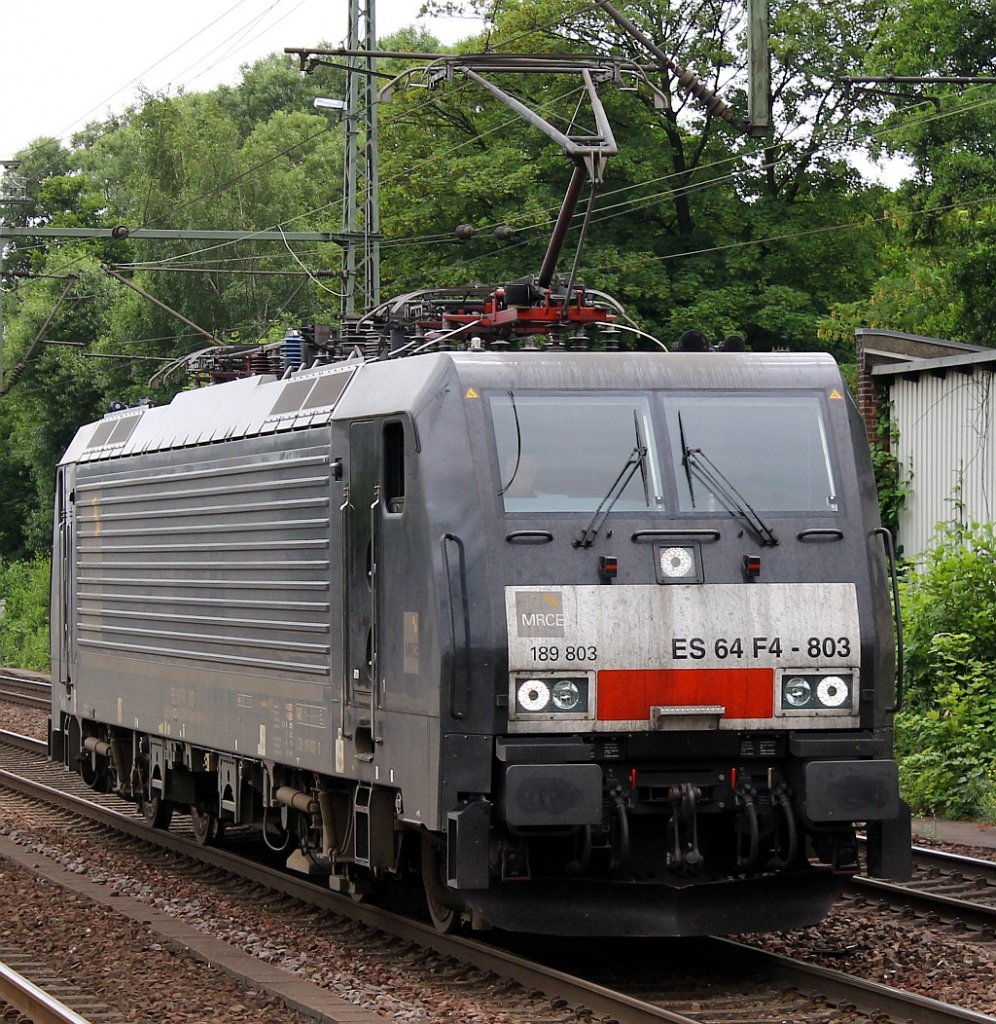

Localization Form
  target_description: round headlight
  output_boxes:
[817,675,848,708]
[660,546,694,578]
[517,678,550,712]
[784,677,812,707]
[551,679,581,711]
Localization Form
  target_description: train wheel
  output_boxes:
[189,805,224,846]
[141,792,174,830]
[421,833,461,933]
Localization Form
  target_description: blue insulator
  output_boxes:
[281,330,304,371]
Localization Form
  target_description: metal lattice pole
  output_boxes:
[343,0,380,317]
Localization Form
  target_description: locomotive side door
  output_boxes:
[53,465,75,689]
[344,420,380,754]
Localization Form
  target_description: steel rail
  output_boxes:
[2,741,994,1024]
[0,688,50,710]
[0,960,93,1024]
[847,844,996,930]
[0,758,702,1024]
[852,874,996,930]
[715,938,996,1024]
[0,730,47,754]
[910,845,996,882]
[0,672,51,689]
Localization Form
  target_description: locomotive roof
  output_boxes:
[61,349,843,466]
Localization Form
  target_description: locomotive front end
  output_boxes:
[440,351,911,935]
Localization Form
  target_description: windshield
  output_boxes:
[491,392,663,513]
[664,395,837,513]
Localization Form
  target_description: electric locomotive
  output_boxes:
[49,286,912,936]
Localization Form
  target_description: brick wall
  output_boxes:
[854,332,883,446]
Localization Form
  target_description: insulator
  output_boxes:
[281,330,304,371]
[600,324,622,352]
[568,331,589,352]
[494,224,515,241]
[455,223,476,239]
[247,351,270,375]
[363,329,383,359]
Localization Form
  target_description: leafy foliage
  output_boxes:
[895,633,996,821]
[0,557,51,672]
[869,404,911,542]
[894,521,996,821]
[858,0,996,347]
[901,520,996,702]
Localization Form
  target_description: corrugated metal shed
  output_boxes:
[871,350,996,560]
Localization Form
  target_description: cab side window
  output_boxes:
[383,420,405,514]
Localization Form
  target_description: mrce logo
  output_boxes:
[515,591,565,637]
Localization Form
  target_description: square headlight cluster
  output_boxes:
[777,672,855,715]
[510,673,593,720]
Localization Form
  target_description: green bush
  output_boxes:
[901,520,996,705]
[896,521,996,821]
[0,556,51,672]
[895,633,996,820]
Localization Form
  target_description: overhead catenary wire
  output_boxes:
[96,83,996,298]
[0,10,934,258]
[584,189,996,277]
[378,86,996,264]
[111,1,754,262]
[17,81,996,293]
[177,0,311,89]
[278,226,345,297]
[120,52,746,270]
[38,0,260,151]
[2,8,992,388]
[0,276,77,398]
[7,7,996,319]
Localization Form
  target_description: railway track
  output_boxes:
[850,846,996,933]
[1,728,994,1024]
[0,956,109,1024]
[0,669,51,710]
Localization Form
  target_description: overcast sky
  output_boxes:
[0,0,482,160]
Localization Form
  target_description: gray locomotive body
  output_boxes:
[50,349,911,935]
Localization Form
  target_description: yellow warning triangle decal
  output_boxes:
[465,387,480,399]
[829,389,843,400]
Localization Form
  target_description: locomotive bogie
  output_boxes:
[50,349,912,935]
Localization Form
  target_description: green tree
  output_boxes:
[857,0,996,346]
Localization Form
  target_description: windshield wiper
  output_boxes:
[678,412,696,508]
[682,443,778,548]
[635,411,650,507]
[497,390,522,496]
[574,442,647,549]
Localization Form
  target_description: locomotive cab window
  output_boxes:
[383,420,405,514]
[663,394,837,513]
[490,392,663,514]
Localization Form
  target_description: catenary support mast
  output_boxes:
[343,0,380,317]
